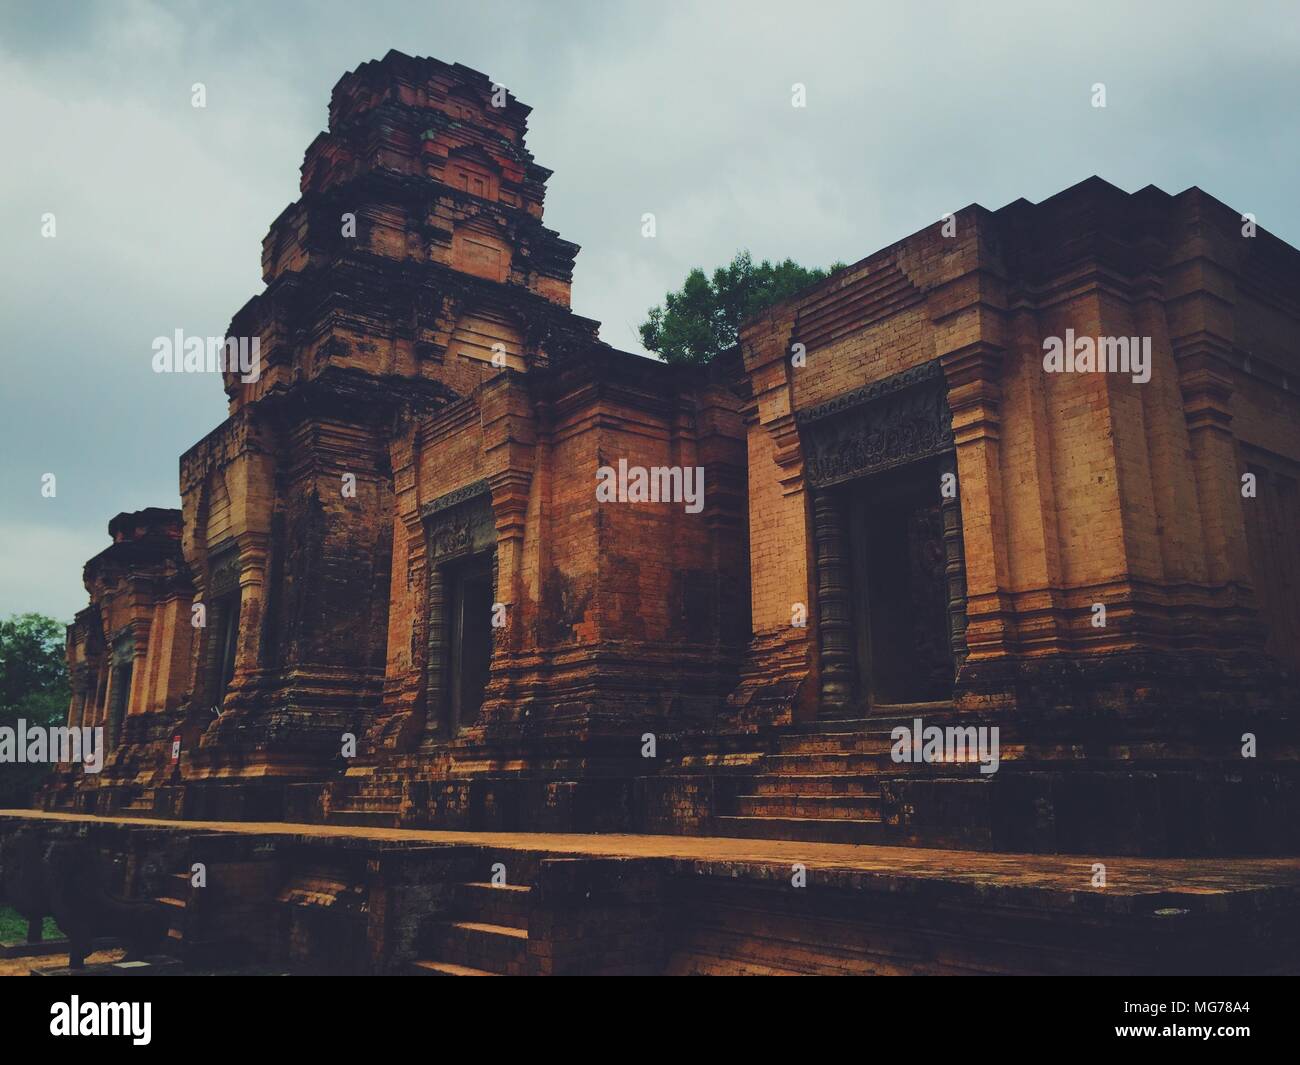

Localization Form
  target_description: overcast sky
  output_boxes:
[2,0,1298,623]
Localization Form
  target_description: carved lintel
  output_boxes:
[423,481,495,564]
[800,362,956,490]
[206,542,242,599]
[421,479,491,520]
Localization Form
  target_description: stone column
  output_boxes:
[939,452,970,672]
[812,489,856,711]
[126,617,150,717]
[86,663,108,730]
[67,665,90,733]
[941,342,1014,659]
[482,370,537,657]
[233,530,270,679]
[1175,345,1250,589]
[423,562,448,740]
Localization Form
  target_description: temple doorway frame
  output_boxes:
[798,361,969,716]
[421,480,499,741]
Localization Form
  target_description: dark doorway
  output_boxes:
[443,555,494,735]
[217,595,240,695]
[204,592,241,710]
[847,458,955,706]
[107,661,132,748]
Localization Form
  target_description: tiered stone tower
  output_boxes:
[174,52,617,812]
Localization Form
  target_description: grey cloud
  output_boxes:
[1,0,1297,620]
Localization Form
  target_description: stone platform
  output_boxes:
[33,955,182,977]
[4,810,1299,975]
[0,937,69,959]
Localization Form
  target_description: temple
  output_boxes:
[37,50,1300,874]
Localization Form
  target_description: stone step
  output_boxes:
[428,920,528,975]
[792,705,955,733]
[456,882,531,931]
[156,872,191,903]
[408,959,498,977]
[774,733,894,754]
[733,794,880,820]
[750,774,877,796]
[764,752,896,774]
[350,787,402,800]
[712,814,888,845]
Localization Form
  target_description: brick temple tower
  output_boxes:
[173,52,610,812]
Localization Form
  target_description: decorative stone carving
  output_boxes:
[799,362,956,489]
[812,491,856,711]
[422,478,490,517]
[207,544,242,599]
[939,452,969,671]
[803,360,969,705]
[422,480,495,563]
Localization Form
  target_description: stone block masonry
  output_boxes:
[37,51,1300,862]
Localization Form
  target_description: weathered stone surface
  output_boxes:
[5,811,1300,976]
[38,52,1300,866]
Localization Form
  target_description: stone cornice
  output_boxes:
[795,360,945,426]
[420,478,491,520]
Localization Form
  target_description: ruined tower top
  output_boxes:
[299,51,551,217]
[224,50,593,413]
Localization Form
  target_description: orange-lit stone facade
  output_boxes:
[42,52,1300,857]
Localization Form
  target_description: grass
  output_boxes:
[0,905,61,942]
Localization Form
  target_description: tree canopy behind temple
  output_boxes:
[0,613,70,804]
[639,251,845,366]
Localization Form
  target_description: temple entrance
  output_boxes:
[846,458,955,706]
[107,661,131,748]
[201,591,241,711]
[441,555,494,735]
[215,594,240,698]
[799,361,967,716]
[422,480,498,742]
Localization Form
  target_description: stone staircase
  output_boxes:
[408,880,534,976]
[154,870,191,955]
[715,719,893,844]
[121,788,157,816]
[713,705,995,845]
[327,767,404,828]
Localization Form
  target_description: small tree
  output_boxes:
[640,250,844,366]
[0,613,71,805]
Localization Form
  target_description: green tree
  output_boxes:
[639,250,844,366]
[0,613,71,804]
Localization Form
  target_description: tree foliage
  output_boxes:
[639,250,844,366]
[1,613,69,719]
[0,613,71,804]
